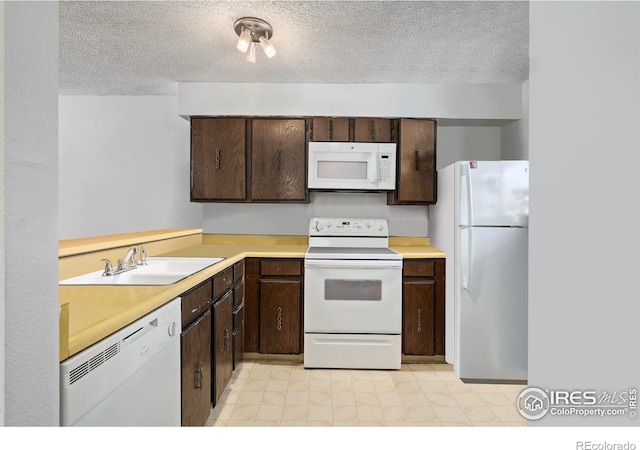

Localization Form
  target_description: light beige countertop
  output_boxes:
[59,237,444,362]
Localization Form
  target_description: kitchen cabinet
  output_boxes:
[250,118,308,202]
[212,289,233,406]
[244,258,304,355]
[388,118,437,205]
[232,260,245,369]
[354,117,396,143]
[180,280,212,427]
[309,117,350,141]
[402,259,445,356]
[191,117,246,201]
[212,267,234,406]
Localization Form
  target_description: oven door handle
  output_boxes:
[305,259,403,270]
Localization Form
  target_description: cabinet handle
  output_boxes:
[276,306,282,331]
[191,307,198,313]
[329,119,334,140]
[417,307,422,333]
[224,328,230,352]
[369,120,375,140]
[391,121,395,141]
[195,362,203,389]
[415,149,420,171]
[276,150,281,171]
[215,148,221,170]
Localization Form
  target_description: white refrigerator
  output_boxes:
[430,160,529,382]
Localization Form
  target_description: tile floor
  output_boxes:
[206,359,527,427]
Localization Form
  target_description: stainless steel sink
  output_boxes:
[59,257,225,286]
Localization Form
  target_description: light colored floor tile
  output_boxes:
[432,406,472,423]
[282,405,308,421]
[309,380,332,393]
[309,391,332,406]
[400,392,429,406]
[262,391,286,405]
[308,405,333,421]
[288,380,311,392]
[256,405,284,421]
[207,360,524,428]
[230,404,260,421]
[395,380,422,394]
[352,380,376,392]
[285,391,309,405]
[333,405,358,421]
[237,391,264,405]
[425,392,458,406]
[355,392,380,406]
[265,379,289,392]
[490,406,526,422]
[331,380,354,393]
[377,392,404,406]
[332,392,356,405]
[243,379,269,392]
[462,406,499,422]
[357,405,385,422]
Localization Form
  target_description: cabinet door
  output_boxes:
[259,279,302,354]
[403,281,436,356]
[213,291,233,406]
[181,310,212,427]
[310,117,349,141]
[251,118,307,201]
[390,118,436,204]
[191,118,246,201]
[354,118,394,142]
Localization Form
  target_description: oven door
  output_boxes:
[304,259,402,334]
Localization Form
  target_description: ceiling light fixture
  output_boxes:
[233,17,276,62]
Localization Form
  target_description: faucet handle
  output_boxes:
[138,245,147,266]
[100,259,114,276]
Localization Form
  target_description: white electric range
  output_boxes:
[303,218,403,370]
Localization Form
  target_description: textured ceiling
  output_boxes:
[59,1,529,95]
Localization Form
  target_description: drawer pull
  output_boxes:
[415,150,420,171]
[215,148,221,170]
[276,306,282,331]
[417,307,422,333]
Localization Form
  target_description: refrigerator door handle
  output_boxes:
[461,227,472,291]
[462,162,474,226]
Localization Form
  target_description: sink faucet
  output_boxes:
[118,246,138,270]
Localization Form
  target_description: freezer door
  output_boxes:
[456,226,528,382]
[458,161,529,227]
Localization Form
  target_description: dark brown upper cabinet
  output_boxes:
[354,118,396,143]
[309,117,350,142]
[250,118,308,202]
[191,117,246,201]
[388,118,437,205]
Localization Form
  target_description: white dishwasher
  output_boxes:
[60,298,182,426]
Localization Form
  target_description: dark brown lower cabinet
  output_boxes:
[232,303,244,369]
[402,259,445,356]
[213,290,233,406]
[259,279,302,354]
[181,310,212,426]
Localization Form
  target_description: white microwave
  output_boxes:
[308,142,397,191]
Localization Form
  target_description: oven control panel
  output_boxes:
[309,218,388,236]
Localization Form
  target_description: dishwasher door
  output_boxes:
[60,298,182,426]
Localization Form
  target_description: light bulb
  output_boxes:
[236,28,251,53]
[259,36,276,58]
[246,41,257,63]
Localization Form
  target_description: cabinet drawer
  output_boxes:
[233,260,245,282]
[403,260,435,277]
[260,260,302,276]
[181,280,212,328]
[214,267,234,299]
